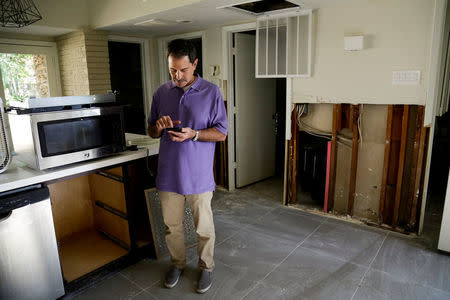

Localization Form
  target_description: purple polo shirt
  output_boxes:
[148,76,227,195]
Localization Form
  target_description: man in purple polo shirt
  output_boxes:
[148,39,227,294]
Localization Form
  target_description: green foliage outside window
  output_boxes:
[0,53,37,105]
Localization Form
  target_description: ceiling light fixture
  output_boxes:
[176,20,192,24]
[0,0,43,28]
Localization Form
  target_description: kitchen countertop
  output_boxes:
[0,134,160,193]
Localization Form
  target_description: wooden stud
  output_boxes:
[409,119,428,230]
[327,104,339,212]
[405,106,424,230]
[392,105,409,228]
[282,142,289,205]
[379,105,394,224]
[287,140,293,203]
[289,106,299,204]
[347,105,360,216]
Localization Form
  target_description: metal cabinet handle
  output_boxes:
[0,211,12,222]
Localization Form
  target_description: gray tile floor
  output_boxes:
[72,178,450,300]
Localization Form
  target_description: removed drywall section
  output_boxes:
[353,105,388,222]
[298,103,333,133]
[292,0,434,104]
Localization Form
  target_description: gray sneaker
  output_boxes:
[197,270,212,294]
[164,267,183,288]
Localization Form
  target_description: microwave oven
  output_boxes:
[7,95,126,170]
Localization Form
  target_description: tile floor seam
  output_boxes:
[215,206,279,247]
[239,217,328,300]
[367,260,450,296]
[142,285,161,300]
[67,272,119,299]
[119,271,145,290]
[296,244,369,269]
[118,272,148,292]
[144,280,165,299]
[350,232,389,300]
[129,289,148,299]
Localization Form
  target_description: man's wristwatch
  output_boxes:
[192,130,199,142]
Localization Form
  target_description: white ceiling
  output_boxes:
[99,0,342,36]
[0,0,343,37]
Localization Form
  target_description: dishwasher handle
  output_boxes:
[0,211,12,222]
[0,185,49,214]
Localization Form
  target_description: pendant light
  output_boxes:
[0,0,42,28]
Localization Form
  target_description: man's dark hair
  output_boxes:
[167,39,197,64]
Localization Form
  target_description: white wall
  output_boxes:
[292,0,435,105]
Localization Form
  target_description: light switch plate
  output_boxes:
[344,36,364,51]
[392,70,421,85]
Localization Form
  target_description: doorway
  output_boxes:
[424,112,450,247]
[108,41,146,134]
[226,27,286,198]
[157,32,205,85]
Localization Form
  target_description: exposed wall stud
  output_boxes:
[347,105,360,215]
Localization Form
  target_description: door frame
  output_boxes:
[108,35,152,128]
[420,0,448,234]
[157,31,206,86]
[222,22,292,194]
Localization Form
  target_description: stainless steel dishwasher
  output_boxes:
[0,185,65,300]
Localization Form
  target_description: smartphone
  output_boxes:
[167,127,182,132]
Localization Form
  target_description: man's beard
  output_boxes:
[173,78,187,85]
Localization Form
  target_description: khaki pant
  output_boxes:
[159,190,215,271]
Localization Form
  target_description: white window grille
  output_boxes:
[256,10,312,78]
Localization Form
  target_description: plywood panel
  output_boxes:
[58,229,128,282]
[93,206,130,247]
[48,176,94,240]
[89,174,127,213]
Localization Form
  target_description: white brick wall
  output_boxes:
[57,29,111,96]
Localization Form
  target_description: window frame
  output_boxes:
[0,38,62,104]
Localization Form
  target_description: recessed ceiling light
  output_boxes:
[134,19,176,26]
[176,20,193,24]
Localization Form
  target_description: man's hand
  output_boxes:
[149,116,181,138]
[156,116,181,132]
[168,127,196,143]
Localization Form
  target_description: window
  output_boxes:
[256,10,312,78]
[0,39,61,106]
[0,53,50,105]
